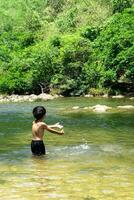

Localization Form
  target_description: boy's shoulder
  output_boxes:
[39,121,48,128]
[40,122,47,126]
[32,121,47,126]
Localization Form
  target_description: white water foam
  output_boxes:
[48,144,91,157]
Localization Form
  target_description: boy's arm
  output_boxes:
[48,122,63,129]
[43,123,64,135]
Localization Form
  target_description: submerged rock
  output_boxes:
[72,106,80,110]
[117,105,134,109]
[72,104,134,113]
[83,107,89,110]
[91,104,112,113]
[72,104,112,112]
[84,94,93,97]
[102,94,109,98]
[112,95,124,98]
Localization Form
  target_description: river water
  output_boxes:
[0,97,134,200]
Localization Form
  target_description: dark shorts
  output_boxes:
[31,140,46,156]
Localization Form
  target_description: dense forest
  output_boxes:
[0,0,134,96]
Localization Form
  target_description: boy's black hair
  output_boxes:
[33,106,46,120]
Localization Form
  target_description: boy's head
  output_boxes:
[33,106,46,120]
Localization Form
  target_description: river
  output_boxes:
[0,97,134,200]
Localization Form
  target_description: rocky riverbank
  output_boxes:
[0,93,59,103]
[0,93,134,103]
[85,94,134,99]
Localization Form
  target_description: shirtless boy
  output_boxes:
[31,106,64,156]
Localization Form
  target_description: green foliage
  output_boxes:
[25,11,42,32]
[0,0,133,96]
[111,0,133,13]
[89,88,109,96]
[93,8,134,92]
[50,36,61,47]
[56,8,77,32]
[50,35,92,96]
[47,0,65,15]
[81,26,101,41]
[0,42,54,94]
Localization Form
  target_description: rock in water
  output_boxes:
[112,95,124,98]
[91,104,112,113]
[117,105,134,109]
[72,106,80,110]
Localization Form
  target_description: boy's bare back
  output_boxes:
[32,121,46,140]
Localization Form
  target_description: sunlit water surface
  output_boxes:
[0,97,134,200]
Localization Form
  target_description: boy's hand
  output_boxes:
[59,129,64,135]
[55,122,63,129]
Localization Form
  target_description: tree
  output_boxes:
[93,8,134,93]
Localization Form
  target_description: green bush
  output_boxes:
[93,8,134,92]
[81,26,101,41]
[0,41,54,94]
[89,88,109,96]
[111,0,133,13]
[56,8,77,32]
[50,34,93,96]
[47,0,65,15]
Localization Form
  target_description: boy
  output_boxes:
[31,106,64,156]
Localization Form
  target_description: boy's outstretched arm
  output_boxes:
[43,123,64,135]
[48,122,63,129]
